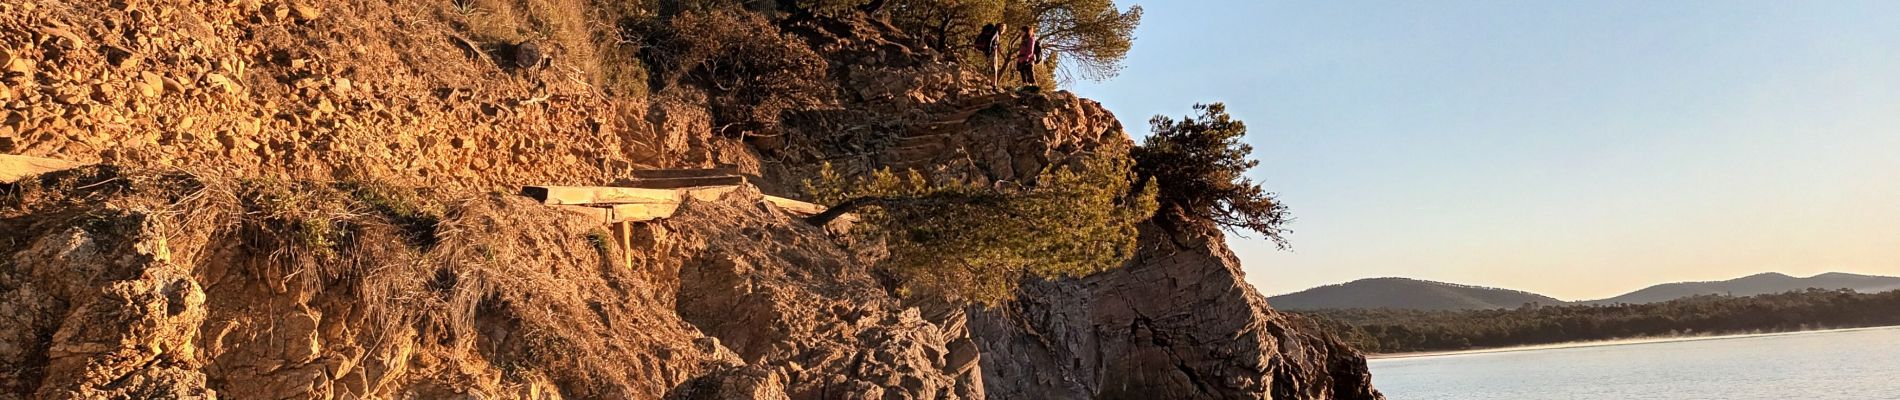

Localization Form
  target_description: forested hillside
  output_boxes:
[1301,289,1900,354]
[1582,272,1900,305]
[1269,277,1564,311]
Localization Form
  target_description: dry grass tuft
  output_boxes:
[622,8,831,135]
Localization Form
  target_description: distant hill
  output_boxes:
[1273,272,1900,311]
[1267,278,1564,311]
[1580,272,1900,305]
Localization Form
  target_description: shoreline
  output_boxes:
[1367,325,1900,361]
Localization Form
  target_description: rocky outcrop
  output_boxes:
[753,13,1129,191]
[660,190,983,399]
[0,203,214,398]
[970,221,1382,399]
[750,12,1385,398]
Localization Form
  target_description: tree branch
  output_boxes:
[807,196,893,225]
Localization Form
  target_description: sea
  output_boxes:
[1368,326,1900,400]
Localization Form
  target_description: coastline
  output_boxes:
[1367,325,1900,361]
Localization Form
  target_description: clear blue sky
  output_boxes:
[1071,0,1900,300]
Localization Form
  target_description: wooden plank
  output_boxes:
[551,205,612,223]
[0,154,85,183]
[605,203,681,222]
[679,186,740,202]
[520,186,682,205]
[554,203,681,223]
[533,184,848,225]
[611,175,747,189]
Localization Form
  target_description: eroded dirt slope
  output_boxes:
[0,0,742,191]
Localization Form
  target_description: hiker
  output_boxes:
[975,22,1007,88]
[1014,26,1042,88]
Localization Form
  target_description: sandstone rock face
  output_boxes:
[661,193,984,399]
[1,212,214,399]
[970,222,1383,399]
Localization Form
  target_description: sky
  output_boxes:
[1069,0,1900,301]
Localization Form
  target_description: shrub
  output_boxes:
[622,9,829,135]
[798,0,1140,84]
[338,180,445,248]
[806,155,1156,305]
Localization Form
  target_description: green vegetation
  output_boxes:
[239,179,353,260]
[1000,0,1142,81]
[806,155,1157,305]
[827,0,1004,53]
[238,178,446,261]
[1132,103,1291,246]
[800,0,1140,83]
[338,181,445,248]
[621,0,1141,94]
[1300,289,1900,354]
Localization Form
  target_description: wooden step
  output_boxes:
[522,186,680,205]
[529,184,844,225]
[604,203,682,222]
[552,203,684,223]
[551,205,613,223]
[610,175,746,189]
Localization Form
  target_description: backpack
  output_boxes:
[976,24,999,50]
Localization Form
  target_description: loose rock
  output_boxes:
[289,3,320,21]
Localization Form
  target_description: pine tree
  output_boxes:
[1133,103,1292,247]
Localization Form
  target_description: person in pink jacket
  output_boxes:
[1014,26,1042,87]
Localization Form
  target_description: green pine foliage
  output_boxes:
[1133,103,1291,246]
[799,0,1141,83]
[1001,0,1142,81]
[806,155,1158,305]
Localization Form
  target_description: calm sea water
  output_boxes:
[1369,326,1900,400]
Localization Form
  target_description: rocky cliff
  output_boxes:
[970,220,1379,399]
[1,1,1380,398]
